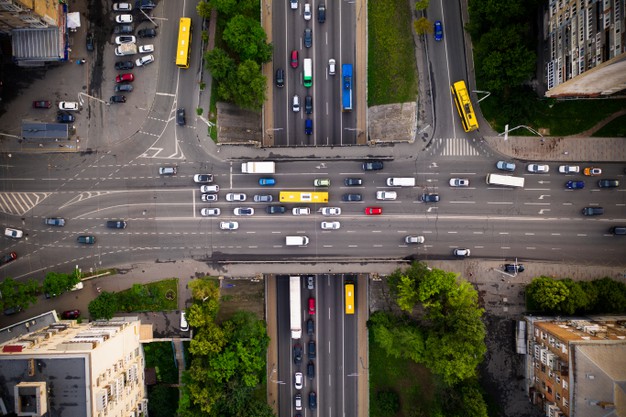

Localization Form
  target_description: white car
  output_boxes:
[58,101,79,111]
[4,228,23,239]
[135,54,154,67]
[292,94,300,112]
[376,191,397,200]
[294,372,303,390]
[328,59,336,75]
[200,208,220,216]
[527,164,550,173]
[303,3,311,20]
[226,193,246,202]
[201,194,218,202]
[449,178,470,187]
[139,44,154,54]
[290,0,298,9]
[200,185,219,193]
[292,207,311,216]
[180,311,189,331]
[113,2,132,11]
[558,165,580,174]
[453,248,471,257]
[220,221,239,230]
[115,14,133,23]
[234,207,254,216]
[115,35,136,44]
[321,207,341,216]
[405,235,424,244]
[321,221,340,230]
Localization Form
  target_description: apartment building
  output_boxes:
[0,312,148,416]
[545,0,626,97]
[523,315,626,417]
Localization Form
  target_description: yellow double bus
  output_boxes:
[450,80,479,132]
[279,191,328,204]
[345,282,355,315]
[176,17,192,69]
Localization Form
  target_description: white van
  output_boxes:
[386,177,415,187]
[71,282,84,291]
[376,191,397,200]
[286,236,309,246]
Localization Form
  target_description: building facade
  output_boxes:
[524,315,626,417]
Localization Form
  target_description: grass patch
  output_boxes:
[370,332,435,417]
[368,0,418,106]
[144,341,179,384]
[117,278,178,312]
[592,114,626,137]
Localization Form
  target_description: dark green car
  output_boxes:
[77,235,96,244]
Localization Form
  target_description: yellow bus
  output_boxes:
[345,283,355,315]
[176,17,192,69]
[279,191,329,204]
[450,80,479,132]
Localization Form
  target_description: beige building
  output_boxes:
[0,312,148,416]
[523,315,626,417]
[545,0,626,97]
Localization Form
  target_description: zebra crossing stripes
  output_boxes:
[429,138,482,157]
[0,192,50,216]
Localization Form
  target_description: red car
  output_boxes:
[32,100,51,109]
[308,297,315,315]
[290,50,299,68]
[61,309,80,319]
[116,73,135,83]
[365,207,382,215]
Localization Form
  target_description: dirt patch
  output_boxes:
[218,276,265,320]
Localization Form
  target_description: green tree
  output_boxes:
[557,279,589,314]
[209,0,239,17]
[373,389,400,416]
[188,278,220,318]
[0,277,39,310]
[230,60,267,110]
[526,276,570,312]
[591,277,626,313]
[205,48,236,81]
[42,271,80,297]
[413,17,432,36]
[222,15,272,63]
[88,291,119,319]
[415,0,430,11]
[197,0,212,18]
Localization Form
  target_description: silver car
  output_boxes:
[321,221,340,230]
[200,208,220,216]
[253,194,273,202]
[201,194,218,202]
[321,207,341,216]
[527,164,549,173]
[405,235,424,244]
[453,248,471,257]
[226,193,247,202]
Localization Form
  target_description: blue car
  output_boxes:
[566,180,585,189]
[434,20,443,41]
[305,119,313,135]
[259,177,276,186]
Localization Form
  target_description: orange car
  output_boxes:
[583,167,602,176]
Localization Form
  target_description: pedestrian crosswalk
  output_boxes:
[427,138,484,157]
[0,192,50,216]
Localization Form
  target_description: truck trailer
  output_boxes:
[241,161,276,174]
[290,276,302,339]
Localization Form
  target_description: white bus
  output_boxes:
[303,58,312,87]
[486,173,525,188]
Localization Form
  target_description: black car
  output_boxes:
[598,179,620,188]
[344,178,363,186]
[57,112,75,123]
[107,220,127,229]
[305,95,313,114]
[309,391,317,410]
[307,361,315,379]
[293,344,303,364]
[275,68,284,88]
[421,193,440,203]
[115,84,133,92]
[342,193,362,202]
[176,108,186,126]
[504,264,525,273]
[307,319,314,335]
[3,305,22,316]
[610,226,626,235]
[582,207,604,216]
[266,205,286,214]
[317,3,326,23]
[138,28,157,38]
[115,60,134,70]
[362,160,384,171]
[304,28,312,48]
[114,24,134,34]
[86,32,94,51]
[77,235,96,244]
[110,95,126,103]
[308,340,316,359]
[136,0,156,9]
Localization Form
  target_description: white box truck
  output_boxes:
[286,236,309,246]
[241,161,275,174]
[289,276,302,339]
[386,177,416,187]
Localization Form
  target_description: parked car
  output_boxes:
[582,207,604,216]
[504,264,525,273]
[115,35,136,44]
[44,217,65,227]
[275,68,285,88]
[496,160,516,172]
[86,32,94,51]
[0,252,17,266]
[176,108,186,125]
[115,14,133,23]
[449,178,470,187]
[115,60,134,70]
[139,44,154,53]
[57,112,75,123]
[77,235,96,244]
[4,228,23,239]
[453,248,471,257]
[291,50,299,68]
[365,207,382,215]
[565,180,585,189]
[193,174,213,183]
[558,165,580,174]
[135,54,154,67]
[342,193,362,202]
[58,101,79,111]
[226,193,246,202]
[3,306,22,316]
[110,95,126,103]
[434,20,443,41]
[598,179,620,188]
[219,221,239,230]
[116,73,134,83]
[113,2,133,11]
[61,309,80,319]
[137,28,157,38]
[201,193,217,202]
[180,311,189,331]
[115,83,133,92]
[527,164,550,173]
[136,0,156,10]
[234,207,254,216]
[158,166,177,175]
[200,208,220,216]
[114,24,134,34]
[583,167,602,176]
[106,220,127,229]
[32,100,51,109]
